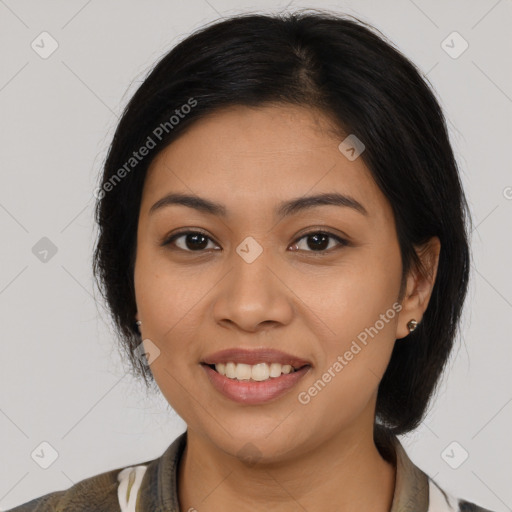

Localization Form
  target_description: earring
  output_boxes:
[407,319,418,333]
[135,320,142,333]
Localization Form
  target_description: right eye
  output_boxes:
[162,230,221,252]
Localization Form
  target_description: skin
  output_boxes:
[133,104,440,512]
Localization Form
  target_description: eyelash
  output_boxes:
[162,229,350,255]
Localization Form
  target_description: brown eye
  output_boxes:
[290,231,348,253]
[163,230,219,252]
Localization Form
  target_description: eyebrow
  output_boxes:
[149,192,368,218]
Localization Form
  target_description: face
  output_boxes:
[133,104,414,462]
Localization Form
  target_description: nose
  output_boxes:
[212,244,294,333]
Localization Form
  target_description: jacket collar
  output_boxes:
[139,430,430,512]
[387,435,430,511]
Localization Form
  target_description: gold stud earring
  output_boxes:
[407,319,418,333]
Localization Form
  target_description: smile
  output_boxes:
[212,361,304,381]
[201,362,311,404]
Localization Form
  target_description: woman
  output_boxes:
[9,9,496,512]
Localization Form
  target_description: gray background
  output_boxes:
[1,0,511,510]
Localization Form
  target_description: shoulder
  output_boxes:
[5,461,152,512]
[380,429,498,512]
[428,475,497,512]
[6,431,187,512]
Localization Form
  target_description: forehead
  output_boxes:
[141,104,390,223]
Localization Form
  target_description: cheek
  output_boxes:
[134,261,204,423]
[295,294,400,431]
[133,243,218,342]
[328,272,400,344]
[134,245,205,332]
[295,249,401,407]
[133,250,201,390]
[291,245,402,344]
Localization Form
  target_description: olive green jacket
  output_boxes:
[7,431,495,512]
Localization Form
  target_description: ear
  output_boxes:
[396,236,441,339]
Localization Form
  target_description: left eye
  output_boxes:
[291,231,349,253]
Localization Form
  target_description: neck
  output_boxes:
[177,424,396,512]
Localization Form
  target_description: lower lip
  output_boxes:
[201,364,311,405]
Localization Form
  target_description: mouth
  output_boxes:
[200,348,312,404]
[202,361,310,381]
[201,347,311,371]
[200,350,312,404]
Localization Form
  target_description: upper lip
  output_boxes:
[201,348,311,368]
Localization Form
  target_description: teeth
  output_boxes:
[247,363,268,381]
[213,362,298,381]
[269,363,283,378]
